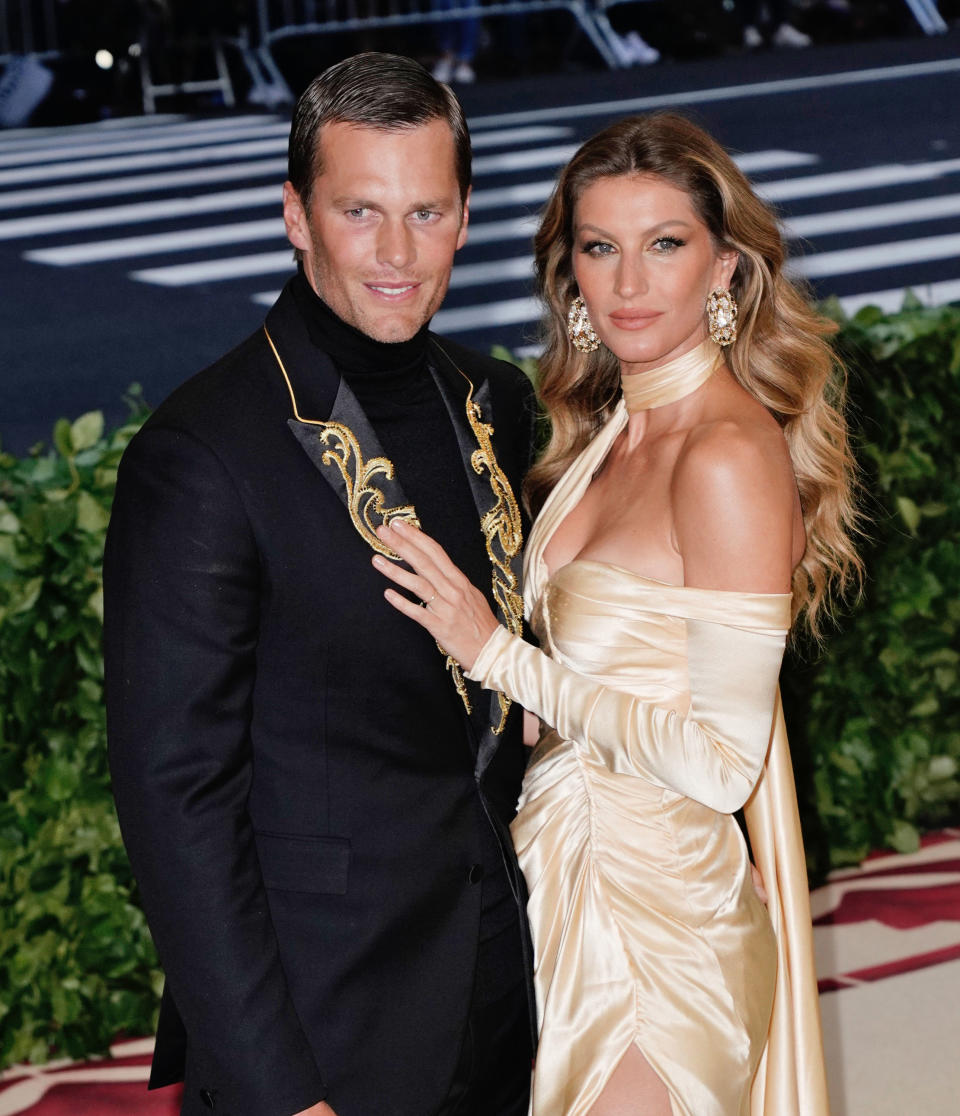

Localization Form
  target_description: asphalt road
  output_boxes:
[2,31,959,453]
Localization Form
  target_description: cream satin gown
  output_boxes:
[467,341,830,1116]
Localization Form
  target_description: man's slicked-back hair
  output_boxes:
[287,51,472,211]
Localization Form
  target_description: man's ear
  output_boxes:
[283,181,311,254]
[456,186,471,251]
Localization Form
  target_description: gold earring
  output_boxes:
[706,287,738,347]
[567,295,600,353]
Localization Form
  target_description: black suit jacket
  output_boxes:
[104,281,538,1116]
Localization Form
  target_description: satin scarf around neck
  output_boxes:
[619,337,723,414]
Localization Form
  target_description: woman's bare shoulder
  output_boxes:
[671,401,796,592]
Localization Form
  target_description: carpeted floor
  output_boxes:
[3,831,958,1116]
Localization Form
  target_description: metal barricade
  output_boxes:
[902,0,947,34]
[255,0,620,91]
[0,0,61,64]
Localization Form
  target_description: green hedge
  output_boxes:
[0,393,161,1068]
[786,297,960,876]
[1,304,959,1069]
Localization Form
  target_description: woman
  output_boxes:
[373,113,860,1115]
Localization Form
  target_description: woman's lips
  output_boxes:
[608,309,663,330]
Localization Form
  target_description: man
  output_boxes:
[105,53,537,1116]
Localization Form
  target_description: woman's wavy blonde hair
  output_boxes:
[526,112,862,638]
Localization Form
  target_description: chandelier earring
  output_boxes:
[567,295,601,353]
[706,287,738,347]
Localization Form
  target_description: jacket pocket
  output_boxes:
[254,831,350,895]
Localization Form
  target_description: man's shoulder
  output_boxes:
[143,326,278,438]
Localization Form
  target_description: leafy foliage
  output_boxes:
[0,390,161,1069]
[0,303,958,1067]
[784,297,960,877]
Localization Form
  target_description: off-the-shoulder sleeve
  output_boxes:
[467,617,787,814]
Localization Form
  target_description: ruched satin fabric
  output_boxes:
[467,397,830,1115]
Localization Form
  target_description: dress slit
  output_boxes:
[585,1038,676,1116]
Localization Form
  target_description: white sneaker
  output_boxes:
[626,31,660,65]
[743,24,764,49]
[432,56,454,83]
[772,22,812,47]
[453,61,476,83]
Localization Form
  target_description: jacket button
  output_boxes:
[200,1088,217,1109]
[467,864,484,884]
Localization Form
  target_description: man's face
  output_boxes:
[283,119,469,343]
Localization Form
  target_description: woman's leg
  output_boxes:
[586,1044,672,1116]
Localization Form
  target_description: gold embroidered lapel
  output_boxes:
[267,325,524,734]
[266,326,419,560]
[453,358,524,735]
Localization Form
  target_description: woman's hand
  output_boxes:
[372,520,500,673]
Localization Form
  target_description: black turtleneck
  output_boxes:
[291,269,516,940]
[290,270,483,582]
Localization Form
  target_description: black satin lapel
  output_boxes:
[428,348,492,525]
[287,377,417,543]
[265,280,340,419]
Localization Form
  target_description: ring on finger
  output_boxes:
[421,591,437,609]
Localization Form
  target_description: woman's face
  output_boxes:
[571,173,738,373]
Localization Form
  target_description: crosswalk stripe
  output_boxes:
[0,146,815,216]
[132,252,293,286]
[731,150,818,173]
[0,113,269,153]
[472,144,580,174]
[469,126,572,148]
[252,289,283,306]
[26,218,285,265]
[784,193,960,240]
[131,252,534,290]
[467,58,960,129]
[470,180,556,212]
[466,215,538,245]
[0,158,287,212]
[3,95,959,341]
[758,157,960,202]
[449,256,534,288]
[7,146,808,251]
[0,137,288,187]
[0,187,279,240]
[0,121,291,169]
[0,137,580,192]
[433,297,541,333]
[837,278,960,316]
[250,292,541,330]
[119,191,960,292]
[0,113,189,149]
[790,232,960,279]
[28,212,540,266]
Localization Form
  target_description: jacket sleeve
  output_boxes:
[104,425,326,1116]
[466,617,787,814]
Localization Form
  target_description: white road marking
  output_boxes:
[0,159,287,211]
[784,193,960,240]
[789,231,960,278]
[0,137,288,187]
[468,58,960,129]
[759,158,960,202]
[0,187,280,240]
[0,121,291,169]
[433,297,541,333]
